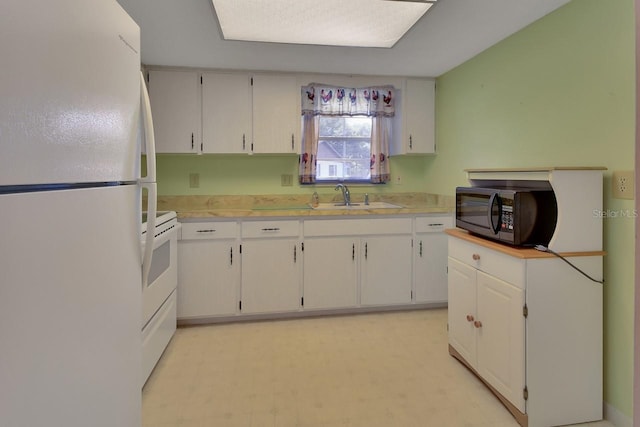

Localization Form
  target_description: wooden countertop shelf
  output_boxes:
[445,228,606,259]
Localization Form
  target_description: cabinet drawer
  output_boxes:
[180,221,238,240]
[304,218,412,237]
[449,236,525,289]
[415,215,453,233]
[242,220,300,238]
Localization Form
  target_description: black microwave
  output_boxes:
[455,186,558,246]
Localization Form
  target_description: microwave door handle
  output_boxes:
[487,193,502,235]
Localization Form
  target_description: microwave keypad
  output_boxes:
[501,206,514,231]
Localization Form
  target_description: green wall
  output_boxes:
[428,0,635,418]
[155,154,430,197]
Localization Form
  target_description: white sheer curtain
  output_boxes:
[299,84,395,184]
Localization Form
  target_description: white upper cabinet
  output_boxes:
[147,69,201,153]
[146,69,433,156]
[391,78,436,155]
[201,72,252,154]
[251,74,300,154]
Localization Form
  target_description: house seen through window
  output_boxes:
[315,116,372,182]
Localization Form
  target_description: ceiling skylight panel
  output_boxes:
[211,0,435,48]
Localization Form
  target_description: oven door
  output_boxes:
[456,187,503,237]
[141,223,179,329]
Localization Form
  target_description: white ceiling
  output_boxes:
[116,0,571,78]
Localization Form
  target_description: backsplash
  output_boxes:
[153,154,430,196]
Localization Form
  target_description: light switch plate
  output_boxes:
[612,170,634,199]
[281,174,293,186]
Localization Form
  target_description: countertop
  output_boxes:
[156,192,455,219]
[445,228,606,259]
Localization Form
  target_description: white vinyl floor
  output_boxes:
[142,309,614,427]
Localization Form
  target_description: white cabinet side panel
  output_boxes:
[548,170,603,252]
[526,257,603,426]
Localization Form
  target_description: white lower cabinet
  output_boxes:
[448,256,525,412]
[413,216,453,303]
[447,231,603,427]
[302,237,358,310]
[177,222,239,319]
[360,235,412,305]
[303,217,413,308]
[240,220,302,314]
[177,214,450,320]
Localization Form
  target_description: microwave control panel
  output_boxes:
[501,198,514,232]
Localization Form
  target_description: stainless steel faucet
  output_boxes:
[335,183,351,206]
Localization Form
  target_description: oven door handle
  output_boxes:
[142,182,157,288]
[488,192,502,235]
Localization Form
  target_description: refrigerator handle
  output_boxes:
[142,182,157,288]
[139,71,156,183]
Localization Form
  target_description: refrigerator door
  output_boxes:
[0,185,141,427]
[0,0,141,186]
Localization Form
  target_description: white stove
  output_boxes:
[141,210,179,387]
[142,210,177,235]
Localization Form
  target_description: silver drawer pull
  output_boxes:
[196,229,216,233]
[428,223,444,227]
[261,227,281,232]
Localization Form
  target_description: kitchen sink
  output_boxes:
[310,202,404,210]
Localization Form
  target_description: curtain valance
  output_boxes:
[301,84,395,117]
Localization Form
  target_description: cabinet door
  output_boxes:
[476,271,526,412]
[147,70,200,153]
[403,79,435,154]
[303,237,358,310]
[447,257,477,366]
[201,72,252,153]
[414,231,449,303]
[361,235,412,306]
[177,240,239,318]
[241,239,301,314]
[252,74,300,154]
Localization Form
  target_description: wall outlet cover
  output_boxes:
[281,174,293,186]
[189,173,200,188]
[612,170,634,200]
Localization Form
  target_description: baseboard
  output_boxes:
[604,402,632,427]
[177,302,447,326]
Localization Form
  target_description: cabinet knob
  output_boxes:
[466,314,474,322]
[474,320,483,328]
[472,253,480,261]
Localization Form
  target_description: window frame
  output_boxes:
[314,116,373,184]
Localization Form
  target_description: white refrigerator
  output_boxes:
[0,1,155,426]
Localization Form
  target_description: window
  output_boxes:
[316,116,372,182]
[299,84,395,185]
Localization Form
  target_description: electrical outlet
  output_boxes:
[395,174,402,185]
[281,174,293,186]
[189,173,200,188]
[612,170,634,199]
